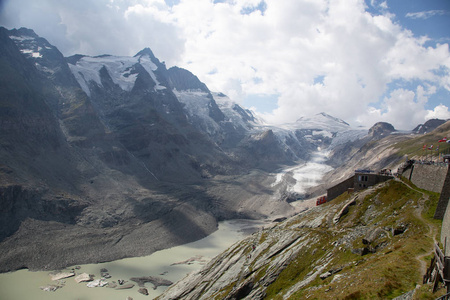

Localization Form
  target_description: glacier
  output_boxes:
[68,53,165,96]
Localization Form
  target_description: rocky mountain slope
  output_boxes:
[157,178,442,299]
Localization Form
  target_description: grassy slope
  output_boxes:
[394,121,450,160]
[265,179,443,299]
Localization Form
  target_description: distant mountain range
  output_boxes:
[0,26,446,272]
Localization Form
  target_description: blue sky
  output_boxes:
[0,0,449,129]
[380,0,450,44]
[243,0,450,125]
[242,0,450,118]
[366,0,450,113]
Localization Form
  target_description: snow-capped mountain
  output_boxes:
[174,89,262,148]
[7,26,365,165]
[68,48,167,96]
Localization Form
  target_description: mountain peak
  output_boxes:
[368,122,396,138]
[167,66,209,92]
[134,47,157,59]
[295,112,350,129]
[316,112,349,126]
[412,118,446,134]
[9,27,39,39]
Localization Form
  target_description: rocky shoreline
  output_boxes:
[39,266,173,298]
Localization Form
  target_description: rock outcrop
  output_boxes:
[368,122,396,138]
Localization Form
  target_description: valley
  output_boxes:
[1,25,449,300]
[0,27,366,272]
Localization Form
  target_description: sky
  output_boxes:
[0,0,449,130]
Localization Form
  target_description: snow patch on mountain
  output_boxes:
[329,128,367,148]
[19,48,42,58]
[175,90,211,118]
[9,35,35,42]
[8,30,46,61]
[68,53,164,96]
[283,112,350,131]
[279,112,367,150]
[137,54,165,90]
[174,89,222,136]
[175,90,262,136]
[212,92,261,127]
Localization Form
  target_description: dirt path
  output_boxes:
[396,178,438,277]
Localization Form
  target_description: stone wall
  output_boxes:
[327,176,354,201]
[435,166,450,220]
[408,164,448,194]
[400,162,449,219]
[440,200,450,255]
[402,167,413,181]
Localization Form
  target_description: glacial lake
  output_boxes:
[0,219,266,300]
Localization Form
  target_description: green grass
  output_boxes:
[393,123,450,159]
[264,231,330,299]
[271,180,443,299]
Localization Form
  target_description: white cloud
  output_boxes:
[0,0,449,129]
[405,10,447,20]
[167,0,450,128]
[354,85,444,130]
[426,104,450,121]
[0,0,185,64]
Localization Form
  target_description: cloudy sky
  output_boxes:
[1,0,449,129]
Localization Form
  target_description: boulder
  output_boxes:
[273,217,287,223]
[40,284,62,292]
[115,283,135,289]
[393,223,408,236]
[50,271,75,281]
[320,271,332,280]
[351,247,370,256]
[362,227,386,245]
[86,279,108,288]
[130,276,173,289]
[333,197,357,224]
[138,287,149,295]
[74,273,94,283]
[320,267,343,280]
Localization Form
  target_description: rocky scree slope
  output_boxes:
[158,179,441,300]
